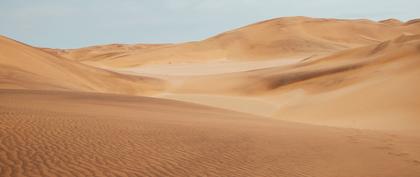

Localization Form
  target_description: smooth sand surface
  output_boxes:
[1,89,420,177]
[1,17,420,176]
[119,59,300,76]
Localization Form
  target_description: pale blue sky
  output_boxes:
[1,0,419,48]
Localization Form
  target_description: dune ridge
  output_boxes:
[48,17,420,68]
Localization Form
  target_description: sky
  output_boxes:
[1,0,419,48]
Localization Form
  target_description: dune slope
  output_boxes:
[0,36,164,95]
[154,34,420,131]
[1,89,420,177]
[166,34,420,94]
[269,34,420,130]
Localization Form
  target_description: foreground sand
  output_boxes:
[1,89,420,177]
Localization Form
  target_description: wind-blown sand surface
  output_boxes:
[1,89,420,177]
[1,16,420,176]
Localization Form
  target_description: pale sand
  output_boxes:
[119,59,300,76]
[158,93,279,116]
[1,89,420,177]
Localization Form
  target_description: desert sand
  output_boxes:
[1,17,420,176]
[1,89,420,177]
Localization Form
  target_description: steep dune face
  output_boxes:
[0,36,164,95]
[171,34,420,94]
[258,34,420,92]
[53,17,420,67]
[1,89,420,177]
[268,35,420,131]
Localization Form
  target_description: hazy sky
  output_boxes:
[1,0,419,48]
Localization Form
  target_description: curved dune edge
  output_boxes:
[1,89,420,177]
[0,35,165,95]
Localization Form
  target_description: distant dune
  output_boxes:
[42,43,170,62]
[0,35,165,95]
[47,17,420,67]
[1,16,420,177]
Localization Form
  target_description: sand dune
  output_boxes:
[0,35,164,95]
[162,34,420,93]
[268,34,420,131]
[39,29,420,132]
[1,16,420,177]
[49,17,420,68]
[148,34,420,132]
[1,89,420,177]
[42,43,170,62]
